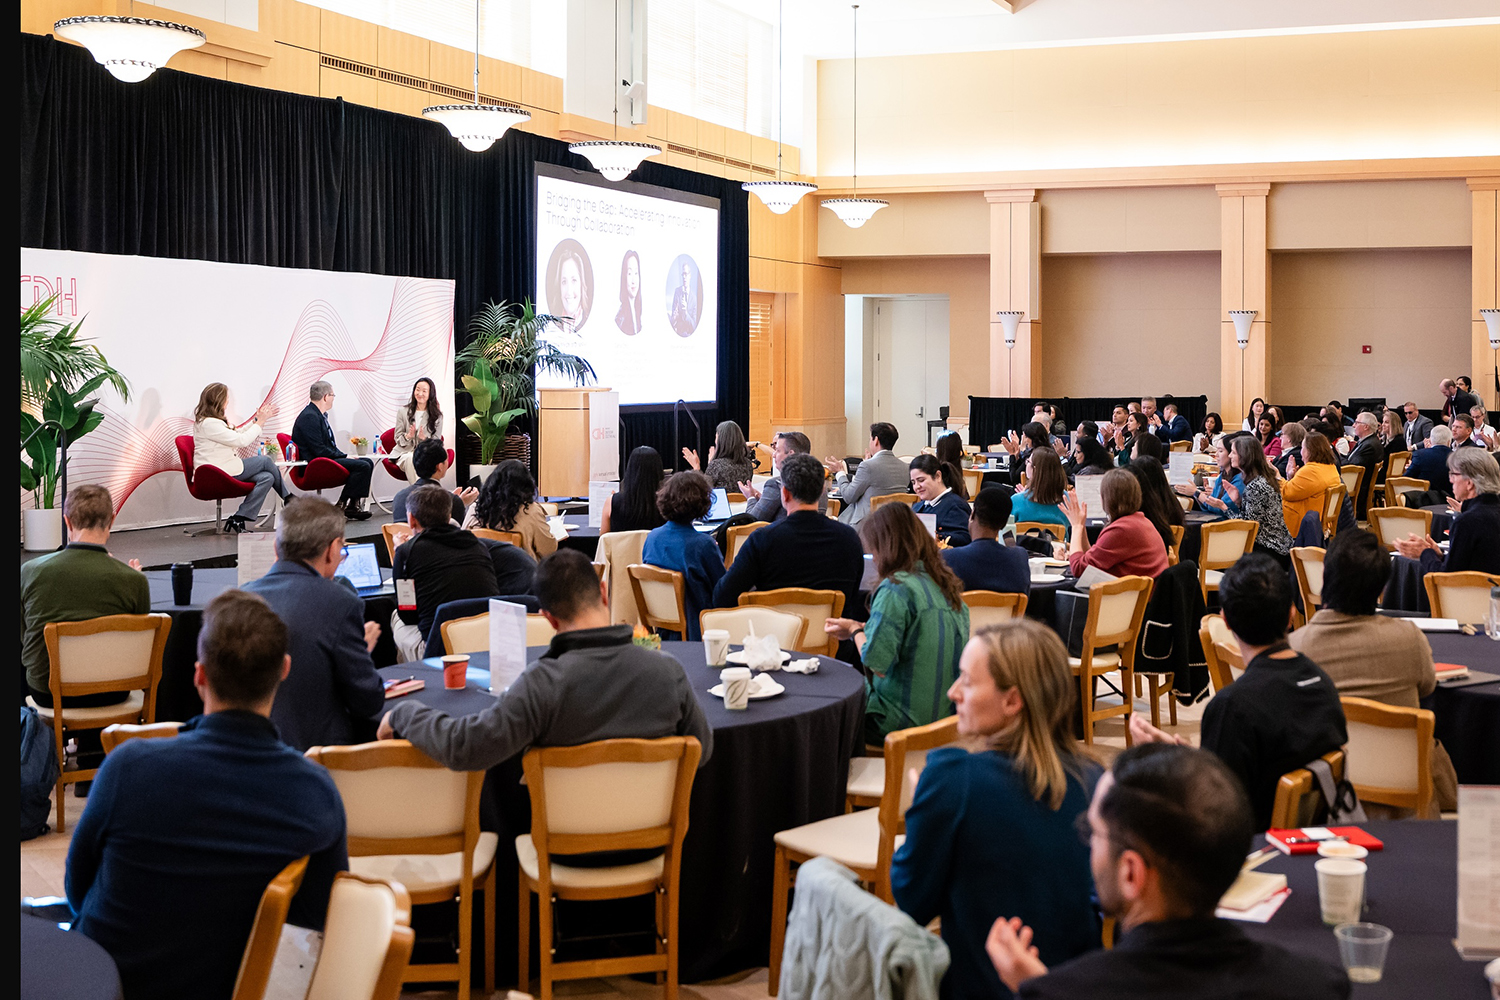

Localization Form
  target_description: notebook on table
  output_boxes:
[1265,826,1385,856]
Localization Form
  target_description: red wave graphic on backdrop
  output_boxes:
[50,277,454,516]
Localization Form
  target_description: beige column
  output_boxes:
[1471,177,1500,411]
[985,189,1041,397]
[1218,184,1271,421]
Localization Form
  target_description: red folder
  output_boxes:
[1265,826,1385,855]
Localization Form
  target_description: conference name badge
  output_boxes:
[396,578,417,611]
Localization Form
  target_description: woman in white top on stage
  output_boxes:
[191,382,286,533]
[389,377,444,481]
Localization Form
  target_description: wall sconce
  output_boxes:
[997,311,1024,349]
[1483,309,1500,349]
[1229,310,1257,350]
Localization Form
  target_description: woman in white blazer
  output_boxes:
[389,377,444,481]
[192,382,286,532]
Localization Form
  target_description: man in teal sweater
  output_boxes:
[20,485,150,706]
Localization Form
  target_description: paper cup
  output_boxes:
[1335,923,1393,984]
[1317,841,1369,861]
[703,629,731,667]
[721,667,752,710]
[1315,858,1366,926]
[1028,558,1046,575]
[441,654,470,690]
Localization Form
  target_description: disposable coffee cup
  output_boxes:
[170,563,194,606]
[1028,558,1046,575]
[441,654,470,690]
[703,629,731,667]
[721,667,752,710]
[1315,858,1366,926]
[1317,841,1369,861]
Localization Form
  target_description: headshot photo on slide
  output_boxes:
[616,249,643,336]
[666,254,702,337]
[545,239,593,333]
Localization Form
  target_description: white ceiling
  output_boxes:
[718,0,1500,59]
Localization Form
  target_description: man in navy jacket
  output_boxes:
[1152,402,1193,445]
[943,487,1032,596]
[244,497,385,750]
[67,590,347,1000]
[1406,426,1454,496]
[291,380,373,519]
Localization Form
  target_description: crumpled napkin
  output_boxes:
[783,658,820,674]
[742,633,784,671]
[547,516,569,541]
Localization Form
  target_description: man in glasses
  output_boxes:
[290,380,374,520]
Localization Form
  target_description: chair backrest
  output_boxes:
[304,872,415,1000]
[1167,524,1185,566]
[598,530,649,626]
[870,493,918,513]
[698,607,807,649]
[521,737,701,892]
[1169,441,1192,453]
[739,588,846,656]
[628,564,688,634]
[826,497,843,519]
[1367,507,1432,551]
[1339,465,1365,505]
[305,741,483,855]
[1016,521,1065,542]
[1385,476,1428,506]
[962,468,984,499]
[527,614,557,647]
[441,612,490,656]
[1270,750,1346,830]
[43,614,172,711]
[874,717,961,899]
[1321,484,1347,537]
[1424,571,1500,625]
[381,523,413,561]
[101,721,183,754]
[1198,614,1244,691]
[962,591,1028,636]
[1340,696,1434,816]
[231,856,310,1000]
[1200,518,1258,568]
[1175,494,1194,513]
[1081,577,1153,667]
[175,434,196,482]
[725,520,770,567]
[379,428,397,455]
[1290,546,1326,616]
[1384,451,1410,479]
[472,527,524,547]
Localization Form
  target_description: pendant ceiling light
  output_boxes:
[822,4,886,229]
[743,0,816,214]
[54,16,205,83]
[569,0,661,181]
[423,1,531,152]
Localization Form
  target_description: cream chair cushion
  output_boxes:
[699,607,806,648]
[542,759,679,834]
[526,614,557,647]
[27,691,144,722]
[636,575,684,627]
[514,835,666,890]
[56,628,159,684]
[349,832,499,895]
[443,615,489,655]
[1432,581,1492,625]
[1344,722,1420,794]
[1067,651,1122,670]
[304,877,401,1000]
[772,809,905,871]
[845,757,885,801]
[328,766,472,839]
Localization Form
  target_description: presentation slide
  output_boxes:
[534,163,719,407]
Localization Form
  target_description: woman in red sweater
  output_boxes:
[1059,468,1168,579]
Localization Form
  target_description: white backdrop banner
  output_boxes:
[588,391,620,482]
[20,249,455,529]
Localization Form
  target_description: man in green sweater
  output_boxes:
[21,485,150,707]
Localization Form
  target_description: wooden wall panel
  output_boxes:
[318,10,377,65]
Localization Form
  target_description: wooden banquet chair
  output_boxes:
[175,434,254,535]
[1198,519,1258,604]
[1015,521,1066,542]
[961,591,1028,636]
[1169,441,1192,453]
[1339,465,1366,519]
[100,721,182,754]
[1424,571,1500,625]
[1199,614,1243,694]
[1370,451,1410,509]
[305,741,494,1000]
[961,468,984,499]
[1384,476,1428,507]
[628,564,689,636]
[518,737,701,1000]
[869,493,918,513]
[725,520,770,567]
[381,522,413,561]
[826,497,843,519]
[440,612,489,655]
[1320,484,1347,539]
[698,607,808,650]
[1367,507,1432,552]
[305,872,415,1000]
[231,857,309,1000]
[772,718,961,996]
[1070,576,1153,745]
[1340,697,1435,819]
[597,530,650,627]
[1270,750,1346,830]
[1290,546,1325,623]
[1167,524,1185,566]
[739,588,846,656]
[31,613,172,831]
[472,527,524,547]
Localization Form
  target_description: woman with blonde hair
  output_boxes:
[892,619,1100,1000]
[825,502,969,742]
[191,382,287,533]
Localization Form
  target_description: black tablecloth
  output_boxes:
[379,641,866,982]
[1243,821,1488,999]
[147,568,398,722]
[1421,505,1454,540]
[1424,632,1500,785]
[557,514,600,559]
[20,914,122,1000]
[1382,554,1430,613]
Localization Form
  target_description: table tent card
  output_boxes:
[488,599,529,695]
[237,533,278,586]
[917,512,938,538]
[1168,452,1197,486]
[588,480,619,528]
[1456,785,1500,959]
[1072,475,1104,516]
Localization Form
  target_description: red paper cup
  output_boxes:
[441,654,469,690]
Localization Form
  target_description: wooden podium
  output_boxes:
[538,387,612,497]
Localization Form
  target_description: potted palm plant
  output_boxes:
[20,294,131,549]
[456,300,596,481]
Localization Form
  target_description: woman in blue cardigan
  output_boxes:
[641,471,724,640]
[892,618,1101,1000]
[910,454,972,546]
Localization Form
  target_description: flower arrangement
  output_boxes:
[349,435,370,456]
[632,624,661,650]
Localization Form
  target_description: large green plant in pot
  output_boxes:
[456,300,596,465]
[20,295,131,509]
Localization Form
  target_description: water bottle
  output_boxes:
[1489,586,1500,641]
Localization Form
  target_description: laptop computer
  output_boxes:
[334,542,391,597]
[697,487,732,524]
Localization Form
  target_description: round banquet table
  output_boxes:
[378,641,866,982]
[557,514,600,559]
[1422,631,1500,785]
[20,914,123,1000]
[1242,820,1489,1000]
[1420,504,1454,540]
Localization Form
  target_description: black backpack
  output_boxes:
[21,706,58,841]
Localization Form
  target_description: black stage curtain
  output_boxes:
[969,395,1209,447]
[20,33,749,483]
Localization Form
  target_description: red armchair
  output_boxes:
[175,435,253,535]
[378,427,454,482]
[276,433,351,495]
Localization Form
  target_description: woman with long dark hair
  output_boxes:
[1010,448,1071,539]
[1071,435,1113,478]
[910,453,971,546]
[1242,396,1266,432]
[1257,413,1283,459]
[935,431,969,498]
[1225,435,1293,566]
[465,459,557,561]
[191,382,287,532]
[390,377,443,481]
[602,446,666,534]
[1192,411,1224,453]
[615,250,643,336]
[683,420,757,491]
[1127,456,1185,553]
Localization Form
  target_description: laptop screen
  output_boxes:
[334,542,383,590]
[700,487,732,522]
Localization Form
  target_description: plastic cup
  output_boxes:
[441,654,470,690]
[1315,858,1366,926]
[1334,923,1392,984]
[721,667,752,710]
[703,629,731,667]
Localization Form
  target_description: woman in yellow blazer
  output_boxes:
[1281,431,1343,535]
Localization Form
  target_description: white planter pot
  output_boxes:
[24,508,64,551]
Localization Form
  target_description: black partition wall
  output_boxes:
[20,33,749,479]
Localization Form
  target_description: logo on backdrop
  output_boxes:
[545,239,594,336]
[21,275,79,316]
[665,254,702,337]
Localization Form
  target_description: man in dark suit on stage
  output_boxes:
[291,380,373,519]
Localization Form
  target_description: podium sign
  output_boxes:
[589,391,620,482]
